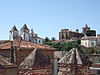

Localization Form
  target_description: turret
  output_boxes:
[20,24,30,41]
[82,24,90,35]
[9,25,19,40]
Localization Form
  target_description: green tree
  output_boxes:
[51,37,56,41]
[44,37,50,42]
[87,47,96,54]
[44,40,81,51]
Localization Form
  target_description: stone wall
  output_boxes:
[0,67,17,75]
[59,29,84,40]
[18,66,53,75]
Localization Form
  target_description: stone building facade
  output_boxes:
[59,29,84,40]
[82,24,96,36]
[59,24,96,40]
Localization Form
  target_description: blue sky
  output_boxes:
[0,0,100,40]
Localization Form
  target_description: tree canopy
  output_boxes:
[44,40,81,51]
[44,37,50,42]
[51,37,56,41]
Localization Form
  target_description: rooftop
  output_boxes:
[0,40,55,50]
[81,36,100,40]
[11,25,18,31]
[30,37,43,39]
[58,48,88,65]
[0,55,16,68]
[20,48,51,68]
[21,24,29,31]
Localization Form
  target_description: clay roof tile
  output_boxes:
[0,40,55,50]
[20,48,51,68]
[58,48,88,65]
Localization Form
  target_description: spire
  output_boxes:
[85,24,88,27]
[11,25,18,31]
[21,24,29,31]
[85,24,90,29]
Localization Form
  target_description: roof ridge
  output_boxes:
[21,24,29,31]
[20,48,50,68]
[11,25,18,31]
[58,48,87,65]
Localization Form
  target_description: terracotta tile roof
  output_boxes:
[0,40,55,50]
[81,36,100,40]
[30,33,37,35]
[20,48,51,68]
[0,40,9,45]
[30,37,43,39]
[92,63,100,68]
[0,55,15,66]
[58,48,87,65]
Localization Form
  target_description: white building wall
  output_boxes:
[30,39,37,43]
[97,38,100,45]
[25,33,30,41]
[86,40,89,47]
[36,38,43,44]
[81,40,88,47]
[9,31,19,40]
[13,31,19,37]
[30,38,43,44]
[81,39,97,47]
[20,32,30,41]
[89,40,96,47]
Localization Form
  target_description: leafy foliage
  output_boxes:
[44,37,50,42]
[44,40,81,51]
[51,37,56,41]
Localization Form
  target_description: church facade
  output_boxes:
[9,24,44,44]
